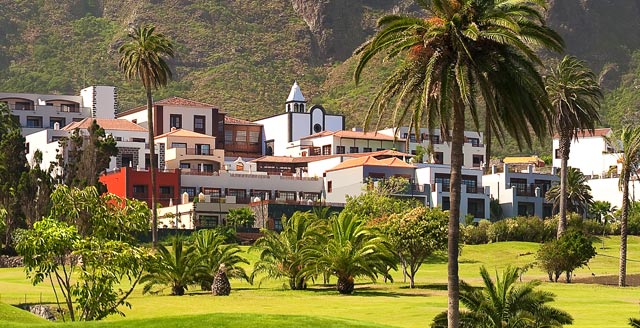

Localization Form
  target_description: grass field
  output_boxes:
[2,236,640,327]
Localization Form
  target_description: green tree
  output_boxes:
[192,229,249,291]
[606,127,640,286]
[303,212,397,294]
[536,230,596,283]
[141,237,204,296]
[226,207,256,229]
[119,25,175,248]
[250,211,318,290]
[545,167,594,217]
[17,151,54,228]
[355,0,562,324]
[14,187,150,321]
[431,266,573,328]
[377,206,448,288]
[343,176,416,221]
[545,56,602,237]
[0,102,28,251]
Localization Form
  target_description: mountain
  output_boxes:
[1,0,638,156]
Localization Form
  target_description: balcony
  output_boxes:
[184,148,216,156]
[507,183,552,198]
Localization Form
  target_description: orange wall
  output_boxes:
[100,167,181,207]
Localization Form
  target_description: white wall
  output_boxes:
[552,136,619,177]
[80,86,117,119]
[587,178,640,209]
[324,166,365,203]
[257,114,290,156]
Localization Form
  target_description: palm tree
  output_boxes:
[192,229,249,291]
[606,127,640,286]
[590,200,617,248]
[355,0,562,324]
[545,55,602,237]
[545,167,594,217]
[303,212,396,294]
[431,266,573,328]
[250,212,318,290]
[119,25,175,248]
[141,237,204,295]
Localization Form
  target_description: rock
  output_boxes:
[0,255,23,268]
[29,305,56,321]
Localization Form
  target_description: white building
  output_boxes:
[414,163,490,221]
[1,86,118,136]
[26,118,149,172]
[255,82,344,156]
[377,127,486,169]
[285,129,405,157]
[483,164,559,218]
[552,128,619,178]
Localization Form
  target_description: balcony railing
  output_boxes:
[184,148,215,156]
[506,183,553,198]
[6,104,87,113]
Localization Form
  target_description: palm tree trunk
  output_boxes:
[620,171,630,287]
[483,109,492,174]
[146,88,158,249]
[447,103,464,328]
[558,135,571,238]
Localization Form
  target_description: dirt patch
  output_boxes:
[572,273,640,286]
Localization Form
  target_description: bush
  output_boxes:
[536,230,596,283]
[487,219,509,242]
[463,219,491,244]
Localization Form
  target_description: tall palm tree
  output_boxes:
[355,0,562,324]
[545,167,594,217]
[303,212,396,294]
[250,212,318,290]
[192,229,249,290]
[545,55,602,237]
[431,266,573,328]
[606,127,640,286]
[119,25,175,248]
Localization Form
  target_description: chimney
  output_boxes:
[53,122,60,130]
[528,164,534,173]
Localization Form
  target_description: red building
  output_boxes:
[100,167,181,207]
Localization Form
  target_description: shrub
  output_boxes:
[487,219,509,242]
[536,230,596,283]
[463,219,490,244]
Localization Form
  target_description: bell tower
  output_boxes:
[285,81,306,113]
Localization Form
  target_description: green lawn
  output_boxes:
[2,236,640,327]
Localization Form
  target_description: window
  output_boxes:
[462,175,478,193]
[265,140,274,156]
[171,142,187,148]
[193,115,206,134]
[322,145,331,155]
[510,178,529,196]
[181,187,196,198]
[26,116,42,128]
[430,134,441,144]
[132,137,145,143]
[133,185,147,194]
[180,163,191,169]
[313,123,322,133]
[169,114,182,129]
[349,146,359,153]
[236,130,247,142]
[225,130,233,144]
[363,147,372,153]
[435,173,450,191]
[472,155,484,168]
[518,202,535,216]
[336,146,345,154]
[441,197,450,211]
[543,204,553,218]
[198,215,219,228]
[121,154,134,167]
[310,147,321,156]
[159,186,173,195]
[277,191,296,201]
[199,163,214,172]
[327,181,333,193]
[227,189,247,202]
[49,117,65,129]
[377,148,385,151]
[467,199,485,218]
[196,144,211,155]
[467,137,480,147]
[203,187,221,197]
[249,131,260,143]
[15,101,32,110]
[434,152,444,164]
[554,148,561,159]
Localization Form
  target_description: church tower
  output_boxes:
[285,81,306,113]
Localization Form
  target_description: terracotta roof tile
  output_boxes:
[301,130,403,141]
[326,155,415,172]
[117,96,220,117]
[155,128,215,139]
[553,128,611,139]
[224,116,262,126]
[62,118,147,132]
